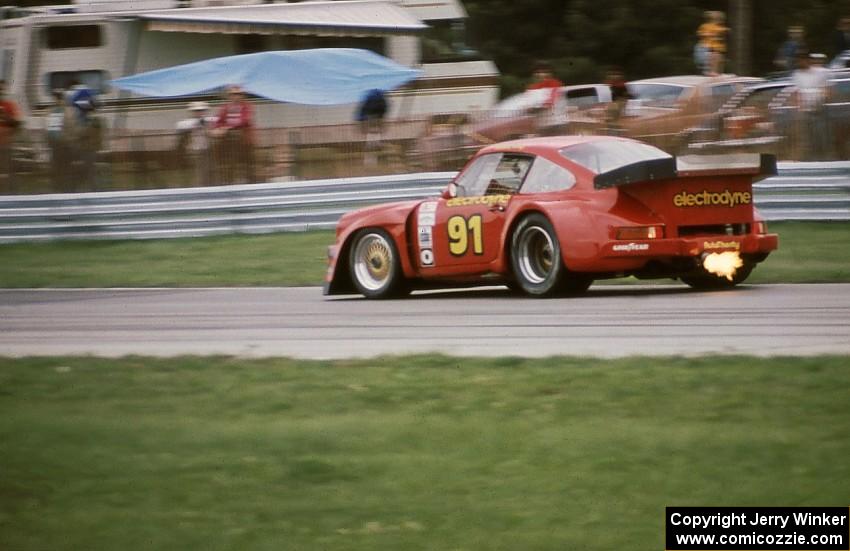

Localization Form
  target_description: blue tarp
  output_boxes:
[110,48,421,105]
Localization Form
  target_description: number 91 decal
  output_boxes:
[448,214,483,256]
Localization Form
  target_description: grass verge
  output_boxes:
[0,222,848,288]
[1,355,848,550]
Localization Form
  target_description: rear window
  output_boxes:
[831,79,850,103]
[565,87,603,108]
[560,141,671,174]
[628,83,689,108]
[741,86,788,110]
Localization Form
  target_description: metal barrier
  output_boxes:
[755,161,850,221]
[0,164,848,242]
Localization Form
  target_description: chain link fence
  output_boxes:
[1,102,848,196]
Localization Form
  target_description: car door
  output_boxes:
[417,152,532,273]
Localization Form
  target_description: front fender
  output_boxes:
[324,201,420,295]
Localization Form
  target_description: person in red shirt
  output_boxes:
[527,61,564,91]
[214,85,256,184]
[0,80,21,192]
[527,61,563,112]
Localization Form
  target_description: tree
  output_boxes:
[463,0,850,95]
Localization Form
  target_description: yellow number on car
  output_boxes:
[448,214,483,256]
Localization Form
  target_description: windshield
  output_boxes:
[559,141,671,174]
[490,89,551,118]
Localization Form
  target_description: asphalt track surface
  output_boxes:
[1,284,849,358]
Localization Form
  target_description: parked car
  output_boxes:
[415,85,611,170]
[570,75,763,153]
[471,84,612,142]
[325,135,778,298]
[687,80,792,155]
[829,50,850,70]
[692,70,850,159]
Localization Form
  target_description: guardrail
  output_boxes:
[0,163,848,242]
[752,161,850,221]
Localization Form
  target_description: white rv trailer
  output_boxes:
[0,0,499,131]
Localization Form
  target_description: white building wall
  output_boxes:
[134,30,234,73]
[386,35,418,67]
[0,0,499,132]
[30,19,131,106]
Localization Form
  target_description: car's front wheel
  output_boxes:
[349,229,407,299]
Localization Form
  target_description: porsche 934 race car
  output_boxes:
[324,135,778,298]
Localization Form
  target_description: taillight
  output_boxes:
[615,225,664,240]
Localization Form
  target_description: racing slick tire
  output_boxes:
[510,213,590,297]
[349,229,409,299]
[680,262,754,290]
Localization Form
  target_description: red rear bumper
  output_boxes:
[602,233,778,258]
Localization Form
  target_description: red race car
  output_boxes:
[324,135,778,298]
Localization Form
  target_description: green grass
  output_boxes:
[0,231,333,288]
[0,222,848,288]
[747,221,850,283]
[1,355,848,550]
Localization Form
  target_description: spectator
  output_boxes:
[791,52,832,160]
[696,11,728,76]
[0,79,22,193]
[214,85,256,184]
[694,12,712,74]
[68,80,98,124]
[527,61,563,91]
[46,89,72,191]
[176,101,215,185]
[834,16,850,57]
[604,68,630,134]
[64,80,102,190]
[527,60,563,110]
[357,89,388,131]
[76,98,103,191]
[356,88,389,168]
[775,26,806,74]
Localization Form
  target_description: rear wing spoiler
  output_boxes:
[593,153,777,189]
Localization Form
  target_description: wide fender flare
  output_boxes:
[331,204,419,289]
[503,203,608,270]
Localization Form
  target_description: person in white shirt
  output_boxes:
[176,101,216,185]
[791,52,832,160]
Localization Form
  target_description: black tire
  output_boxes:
[348,229,408,299]
[561,274,594,296]
[510,213,590,297]
[681,262,754,290]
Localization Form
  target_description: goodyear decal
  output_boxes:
[417,201,438,267]
[612,242,650,252]
[446,194,511,208]
[673,189,751,208]
[703,240,741,250]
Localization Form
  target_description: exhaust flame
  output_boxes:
[702,251,743,281]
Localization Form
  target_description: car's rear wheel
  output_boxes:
[510,213,590,297]
[680,262,754,290]
[349,229,407,299]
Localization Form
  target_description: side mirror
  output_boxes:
[442,182,458,199]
